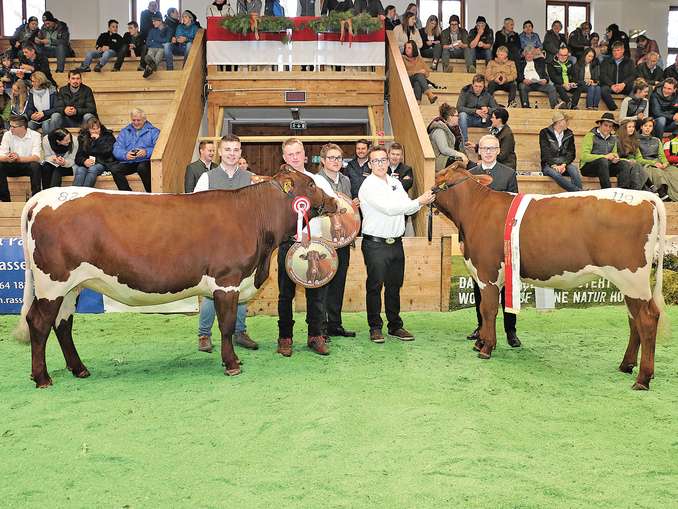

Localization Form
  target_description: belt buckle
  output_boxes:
[385,237,396,245]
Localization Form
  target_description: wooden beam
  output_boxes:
[198,135,394,143]
[215,107,225,137]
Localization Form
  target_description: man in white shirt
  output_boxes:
[276,138,339,357]
[0,115,42,201]
[358,146,435,343]
[517,46,558,108]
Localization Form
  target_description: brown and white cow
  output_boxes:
[434,163,668,390]
[14,170,338,388]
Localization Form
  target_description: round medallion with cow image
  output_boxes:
[315,192,361,248]
[285,239,339,288]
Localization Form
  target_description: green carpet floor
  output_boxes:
[1,307,677,508]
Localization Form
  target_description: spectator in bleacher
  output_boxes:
[9,17,40,60]
[238,157,249,171]
[35,11,72,74]
[239,0,264,14]
[0,115,41,201]
[142,13,171,78]
[0,93,10,130]
[547,46,578,109]
[401,3,422,29]
[27,71,61,134]
[539,111,581,192]
[619,78,650,120]
[19,43,56,87]
[210,0,238,17]
[456,74,497,142]
[615,118,649,190]
[384,6,400,31]
[110,108,159,192]
[343,138,371,199]
[637,117,676,201]
[605,24,630,59]
[543,20,567,63]
[1,53,18,96]
[184,140,217,192]
[568,21,592,62]
[41,127,78,189]
[579,112,634,189]
[165,11,198,70]
[573,47,601,109]
[10,80,30,118]
[141,2,160,40]
[484,107,516,169]
[386,142,414,191]
[518,45,558,108]
[492,18,521,64]
[56,70,97,128]
[600,41,637,111]
[590,33,608,63]
[76,20,124,74]
[114,21,146,72]
[164,8,182,38]
[419,16,441,62]
[73,117,116,188]
[485,46,518,108]
[393,12,421,52]
[635,35,662,67]
[438,15,472,73]
[402,41,437,104]
[650,77,678,137]
[427,103,468,171]
[637,52,664,90]
[468,16,494,72]
[664,54,678,81]
[519,20,542,53]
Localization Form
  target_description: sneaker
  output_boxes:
[94,65,102,72]
[111,67,120,72]
[277,337,293,357]
[388,328,415,341]
[307,336,329,355]
[142,66,153,79]
[75,66,90,72]
[370,329,385,343]
[508,100,519,108]
[234,332,258,350]
[198,335,213,353]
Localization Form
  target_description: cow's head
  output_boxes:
[433,161,493,225]
[299,250,326,283]
[273,168,339,218]
[434,161,493,191]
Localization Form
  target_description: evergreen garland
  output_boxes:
[304,12,382,34]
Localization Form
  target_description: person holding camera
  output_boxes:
[110,108,159,192]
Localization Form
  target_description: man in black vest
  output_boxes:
[184,140,217,192]
[192,135,258,353]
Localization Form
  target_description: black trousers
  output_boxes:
[0,161,41,201]
[554,84,582,106]
[277,240,327,338]
[114,45,146,70]
[473,281,516,334]
[40,163,73,189]
[487,81,517,103]
[600,83,631,111]
[324,245,350,330]
[361,238,405,332]
[580,158,632,189]
[110,161,151,192]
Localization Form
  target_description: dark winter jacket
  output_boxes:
[140,9,157,40]
[637,63,664,86]
[439,27,469,47]
[539,126,576,167]
[492,29,521,62]
[600,57,637,88]
[547,56,575,86]
[342,157,370,198]
[18,52,56,86]
[543,30,566,61]
[120,32,146,56]
[26,86,60,119]
[164,14,181,38]
[75,127,116,166]
[56,83,98,120]
[491,125,517,169]
[456,83,498,116]
[470,161,518,193]
[94,31,125,52]
[650,88,678,123]
[384,17,401,31]
[518,58,549,82]
[567,27,590,61]
[146,25,171,48]
[572,59,601,85]
[10,22,39,49]
[468,26,494,47]
[387,162,413,192]
[664,64,678,81]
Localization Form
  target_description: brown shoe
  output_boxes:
[388,328,415,341]
[198,335,213,353]
[234,332,259,350]
[307,335,329,355]
[370,329,385,343]
[277,337,293,357]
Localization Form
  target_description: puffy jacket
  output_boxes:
[113,121,160,163]
[456,83,498,115]
[547,56,575,86]
[492,30,521,62]
[146,25,171,48]
[56,83,97,119]
[175,23,198,42]
[75,127,116,166]
[567,28,590,60]
[485,58,517,83]
[600,57,637,88]
[580,128,619,167]
[539,126,576,167]
[649,88,678,122]
[543,30,566,61]
[26,86,59,118]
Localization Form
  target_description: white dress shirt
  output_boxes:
[0,129,42,159]
[358,174,421,238]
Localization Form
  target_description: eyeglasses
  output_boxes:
[478,146,499,152]
[369,158,388,165]
[9,124,23,129]
[324,156,342,162]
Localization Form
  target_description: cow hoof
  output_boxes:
[632,382,649,391]
[478,352,491,359]
[618,363,635,374]
[473,339,484,352]
[73,368,91,378]
[34,376,53,388]
[224,367,242,376]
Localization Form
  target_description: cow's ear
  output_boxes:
[474,174,493,187]
[282,178,294,194]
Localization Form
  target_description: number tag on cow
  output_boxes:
[315,192,361,248]
[285,239,338,288]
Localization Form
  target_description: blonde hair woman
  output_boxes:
[27,71,62,133]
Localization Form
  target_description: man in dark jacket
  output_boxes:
[184,140,217,192]
[546,46,578,108]
[492,17,521,63]
[140,1,159,40]
[35,11,72,73]
[539,112,581,192]
[114,21,146,72]
[664,54,678,81]
[600,41,637,110]
[543,20,567,62]
[468,16,494,70]
[77,20,125,72]
[637,52,664,89]
[605,24,630,58]
[19,43,56,86]
[439,15,472,72]
[650,78,678,137]
[9,17,39,60]
[342,139,371,199]
[518,46,559,108]
[386,142,413,192]
[56,70,98,128]
[142,13,171,78]
[567,21,591,62]
[456,74,498,142]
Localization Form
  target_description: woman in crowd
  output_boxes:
[0,91,10,130]
[615,117,648,190]
[427,102,468,171]
[384,5,400,31]
[26,71,61,134]
[419,15,441,64]
[543,20,567,62]
[400,3,422,29]
[393,12,422,51]
[10,79,29,118]
[73,116,116,188]
[41,127,78,189]
[573,47,601,109]
[519,20,542,51]
[636,117,676,201]
[402,41,437,104]
[206,0,233,17]
[619,78,650,120]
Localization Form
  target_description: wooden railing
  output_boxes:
[385,31,436,235]
[150,29,206,193]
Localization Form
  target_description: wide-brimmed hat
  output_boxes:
[595,112,619,127]
[551,111,570,125]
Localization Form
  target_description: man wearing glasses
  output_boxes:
[466,135,521,348]
[358,146,435,343]
[0,115,42,202]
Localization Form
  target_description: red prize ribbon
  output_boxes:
[292,196,311,241]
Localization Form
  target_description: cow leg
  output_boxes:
[53,290,90,379]
[477,285,500,360]
[619,298,641,374]
[213,289,241,377]
[26,297,63,388]
[626,298,659,390]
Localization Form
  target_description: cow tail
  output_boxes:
[13,201,35,343]
[653,197,669,341]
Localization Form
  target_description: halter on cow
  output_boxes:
[15,170,338,388]
[434,162,668,390]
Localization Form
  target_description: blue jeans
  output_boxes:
[198,298,247,337]
[40,43,68,72]
[73,162,105,187]
[654,116,678,137]
[585,85,601,108]
[164,42,192,70]
[471,47,491,65]
[28,112,62,134]
[82,49,117,68]
[458,111,489,142]
[542,163,583,192]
